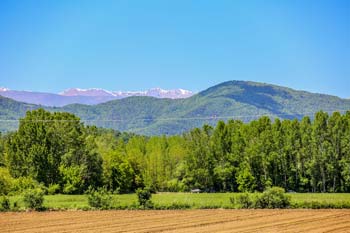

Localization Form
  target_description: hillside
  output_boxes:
[60,81,350,135]
[1,81,350,134]
[0,96,39,131]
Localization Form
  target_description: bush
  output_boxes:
[12,201,19,211]
[233,187,290,209]
[87,187,112,209]
[136,187,153,209]
[23,188,45,210]
[234,193,255,209]
[47,184,60,195]
[255,187,290,209]
[60,165,84,194]
[11,177,40,195]
[0,196,10,211]
[0,168,14,195]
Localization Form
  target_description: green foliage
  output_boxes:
[234,193,255,209]
[0,168,14,195]
[3,107,350,196]
[60,165,84,194]
[87,187,112,209]
[10,176,40,194]
[136,187,153,209]
[0,196,10,211]
[166,179,187,192]
[47,184,60,195]
[5,109,103,194]
[23,188,45,210]
[255,187,291,209]
[236,165,256,192]
[233,187,290,209]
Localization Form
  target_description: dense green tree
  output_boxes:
[340,112,350,192]
[299,116,313,192]
[6,109,63,184]
[4,109,350,194]
[327,112,344,192]
[183,125,214,190]
[125,136,148,189]
[311,111,329,192]
[5,109,103,193]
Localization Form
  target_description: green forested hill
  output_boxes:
[0,96,39,131]
[60,81,350,135]
[1,81,350,134]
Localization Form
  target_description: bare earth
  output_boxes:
[1,209,350,233]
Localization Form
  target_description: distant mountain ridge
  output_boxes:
[0,87,194,106]
[1,80,350,135]
[60,87,193,99]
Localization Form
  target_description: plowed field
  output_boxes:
[1,209,350,233]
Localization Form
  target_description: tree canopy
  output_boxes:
[2,108,350,194]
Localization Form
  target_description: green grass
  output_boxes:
[288,193,350,203]
[44,195,89,209]
[153,193,234,209]
[6,193,350,210]
[288,193,350,208]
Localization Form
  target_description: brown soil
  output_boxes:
[1,209,350,233]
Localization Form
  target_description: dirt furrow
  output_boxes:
[2,210,350,233]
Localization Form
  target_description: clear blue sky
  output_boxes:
[0,0,349,97]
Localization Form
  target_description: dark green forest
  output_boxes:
[1,108,350,195]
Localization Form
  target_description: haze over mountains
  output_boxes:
[1,80,350,135]
[0,87,194,107]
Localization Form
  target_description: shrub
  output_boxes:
[0,196,10,211]
[12,201,19,211]
[0,168,14,195]
[255,187,290,209]
[87,187,112,209]
[60,165,84,194]
[136,187,153,209]
[166,179,186,192]
[11,177,40,195]
[235,193,254,209]
[23,188,45,210]
[47,184,60,195]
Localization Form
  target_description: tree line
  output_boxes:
[1,108,350,194]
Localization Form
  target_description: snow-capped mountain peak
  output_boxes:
[144,88,193,98]
[0,87,193,107]
[178,89,192,95]
[0,87,10,92]
[59,87,194,99]
[60,88,115,97]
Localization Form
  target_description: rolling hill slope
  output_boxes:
[1,81,350,135]
[0,96,40,131]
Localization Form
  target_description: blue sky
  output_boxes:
[0,0,349,97]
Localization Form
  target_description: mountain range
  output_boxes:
[1,80,350,135]
[0,87,193,107]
